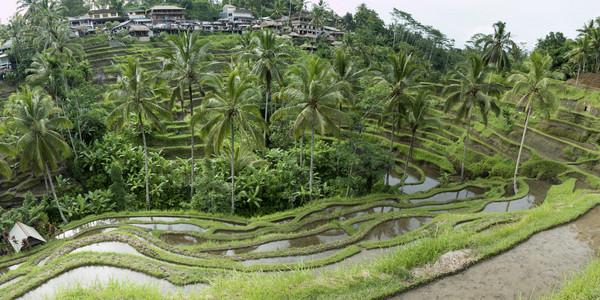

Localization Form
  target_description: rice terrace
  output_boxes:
[2,0,600,299]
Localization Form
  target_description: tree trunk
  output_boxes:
[310,116,315,202]
[514,105,532,194]
[139,114,150,210]
[231,120,235,214]
[401,129,416,194]
[386,122,395,186]
[189,83,195,198]
[461,118,471,183]
[299,126,304,165]
[46,163,67,224]
[264,75,271,141]
[576,61,581,88]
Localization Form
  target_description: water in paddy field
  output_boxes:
[130,223,207,232]
[160,233,206,246]
[17,266,207,300]
[362,217,433,242]
[210,228,350,256]
[387,164,441,195]
[410,187,486,204]
[70,242,143,257]
[55,218,125,239]
[481,179,552,213]
[394,205,600,299]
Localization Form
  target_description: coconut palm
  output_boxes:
[505,52,563,193]
[26,51,79,154]
[400,88,437,193]
[588,28,600,73]
[565,36,590,87]
[373,51,420,185]
[106,58,172,210]
[478,21,516,77]
[241,29,290,132]
[443,55,502,182]
[193,68,266,214]
[8,86,72,224]
[158,29,219,198]
[272,57,349,201]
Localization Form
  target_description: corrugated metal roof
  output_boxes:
[8,221,46,253]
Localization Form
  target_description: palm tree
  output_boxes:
[106,58,172,210]
[26,51,79,154]
[505,52,563,193]
[272,57,349,201]
[565,36,590,87]
[478,21,516,77]
[8,86,72,224]
[400,88,437,193]
[193,68,266,214]
[242,29,290,133]
[588,28,600,73]
[443,55,502,182]
[159,29,219,198]
[373,51,420,185]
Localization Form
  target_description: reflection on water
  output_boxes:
[131,223,207,232]
[396,206,600,300]
[482,179,551,213]
[129,217,184,222]
[56,218,124,239]
[240,249,342,266]
[343,206,400,220]
[160,234,205,246]
[71,242,143,257]
[363,217,433,242]
[213,229,350,256]
[410,187,486,204]
[387,164,441,195]
[19,266,207,300]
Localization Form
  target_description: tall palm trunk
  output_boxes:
[461,118,471,183]
[139,113,150,210]
[231,120,235,214]
[299,126,304,165]
[264,74,271,140]
[386,122,395,185]
[309,116,315,202]
[401,129,416,193]
[514,105,532,194]
[189,83,195,198]
[46,163,67,224]
[576,61,581,88]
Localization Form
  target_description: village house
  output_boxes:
[147,5,186,25]
[90,8,124,27]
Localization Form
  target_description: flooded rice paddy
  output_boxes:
[395,205,600,299]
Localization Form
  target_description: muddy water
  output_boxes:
[71,242,143,257]
[131,223,207,232]
[410,187,486,204]
[482,179,552,213]
[213,229,350,256]
[18,266,207,300]
[239,249,342,266]
[160,233,205,246]
[395,205,600,300]
[363,217,433,242]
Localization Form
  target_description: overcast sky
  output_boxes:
[2,0,600,50]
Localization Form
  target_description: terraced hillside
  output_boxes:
[2,35,600,299]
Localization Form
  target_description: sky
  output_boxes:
[2,0,600,50]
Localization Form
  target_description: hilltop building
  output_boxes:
[147,5,186,25]
[90,9,125,27]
